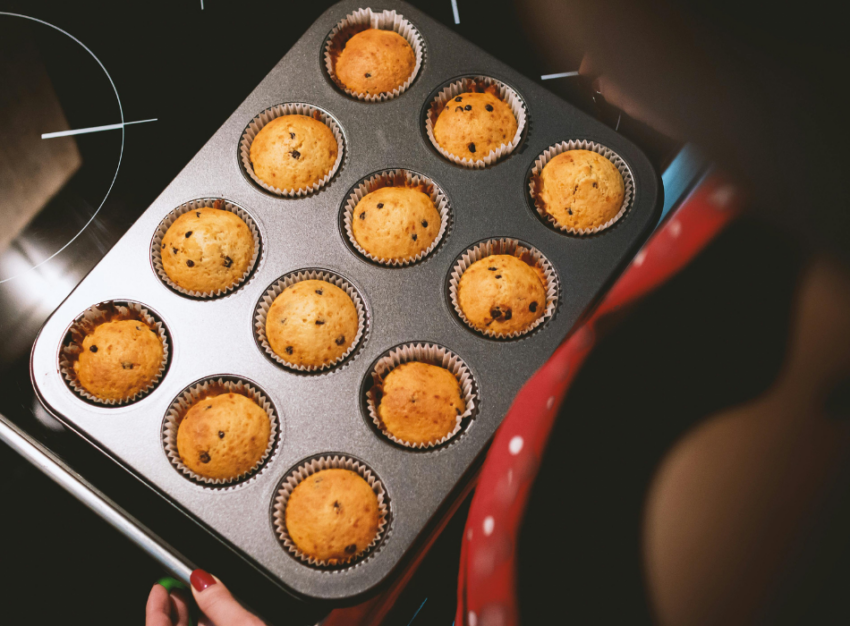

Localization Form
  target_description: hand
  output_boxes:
[146,569,265,626]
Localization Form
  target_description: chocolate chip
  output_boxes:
[224,256,233,268]
[89,345,98,353]
[199,452,211,464]
[290,132,295,139]
[491,307,502,319]
[172,247,178,254]
[468,143,476,153]
[359,211,366,220]
[465,104,472,111]
[411,233,417,241]
[333,500,341,512]
[280,318,287,324]
[290,150,301,159]
[205,405,212,410]
[529,301,538,312]
[186,259,195,267]
[421,220,428,227]
[365,72,371,78]
[335,335,345,346]
[345,543,357,554]
[456,407,461,415]
[315,289,323,295]
[285,346,293,355]
[121,362,134,370]
[592,182,598,188]
[455,96,462,102]
[377,203,384,208]
[488,267,497,271]
[410,397,416,403]
[136,325,142,331]
[503,309,513,321]
[185,231,192,238]
[574,185,578,193]
[315,319,325,325]
[161,243,165,249]
[567,208,573,216]
[485,104,494,112]
[218,431,225,439]
[495,275,502,279]
[455,106,463,112]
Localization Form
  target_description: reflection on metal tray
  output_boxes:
[29,0,661,601]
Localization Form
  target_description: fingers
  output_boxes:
[146,584,175,626]
[170,588,192,626]
[190,569,265,626]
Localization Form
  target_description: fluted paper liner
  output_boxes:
[324,8,425,102]
[239,103,345,196]
[255,270,367,372]
[425,76,527,169]
[449,239,559,339]
[528,139,635,235]
[59,301,170,406]
[151,198,261,298]
[162,378,278,487]
[273,455,389,568]
[342,169,450,266]
[366,343,477,448]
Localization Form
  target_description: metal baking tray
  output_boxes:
[30,0,661,601]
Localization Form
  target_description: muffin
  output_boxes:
[536,149,625,231]
[378,362,465,445]
[335,29,416,96]
[249,114,338,191]
[433,90,518,161]
[285,468,381,564]
[73,319,164,401]
[160,205,254,294]
[265,279,359,368]
[176,392,271,481]
[457,254,547,334]
[351,186,441,261]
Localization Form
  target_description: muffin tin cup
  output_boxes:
[528,139,635,236]
[366,343,477,449]
[342,169,450,266]
[425,76,527,169]
[272,454,389,568]
[150,198,261,298]
[254,269,367,372]
[448,238,559,339]
[239,103,345,197]
[161,377,279,487]
[324,8,425,102]
[59,301,170,406]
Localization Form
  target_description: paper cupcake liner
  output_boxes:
[254,270,367,372]
[324,8,425,102]
[342,169,450,266]
[425,76,527,169]
[151,198,261,298]
[448,239,559,339]
[366,343,477,449]
[273,455,389,568]
[59,301,170,406]
[162,377,279,487]
[239,103,345,197]
[528,139,635,236]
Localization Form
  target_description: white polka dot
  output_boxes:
[467,528,473,541]
[483,516,494,536]
[669,220,682,238]
[633,249,647,266]
[546,396,555,410]
[710,184,735,209]
[469,610,478,626]
[508,436,523,455]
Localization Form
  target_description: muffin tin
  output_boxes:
[30,0,661,602]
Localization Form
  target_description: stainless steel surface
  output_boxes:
[0,415,194,583]
[29,0,662,600]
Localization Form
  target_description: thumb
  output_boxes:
[190,569,264,626]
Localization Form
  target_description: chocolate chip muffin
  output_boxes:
[73,319,164,401]
[265,279,359,368]
[351,186,440,262]
[249,114,338,191]
[177,392,271,481]
[378,362,465,445]
[536,150,625,231]
[285,468,381,564]
[458,254,547,334]
[433,91,517,161]
[335,29,416,96]
[160,205,254,294]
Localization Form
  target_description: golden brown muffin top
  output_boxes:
[285,468,381,564]
[351,186,440,262]
[458,254,547,335]
[177,392,271,481]
[160,206,254,294]
[265,279,359,368]
[378,361,465,445]
[335,29,416,96]
[433,91,517,161]
[249,114,338,192]
[536,150,625,231]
